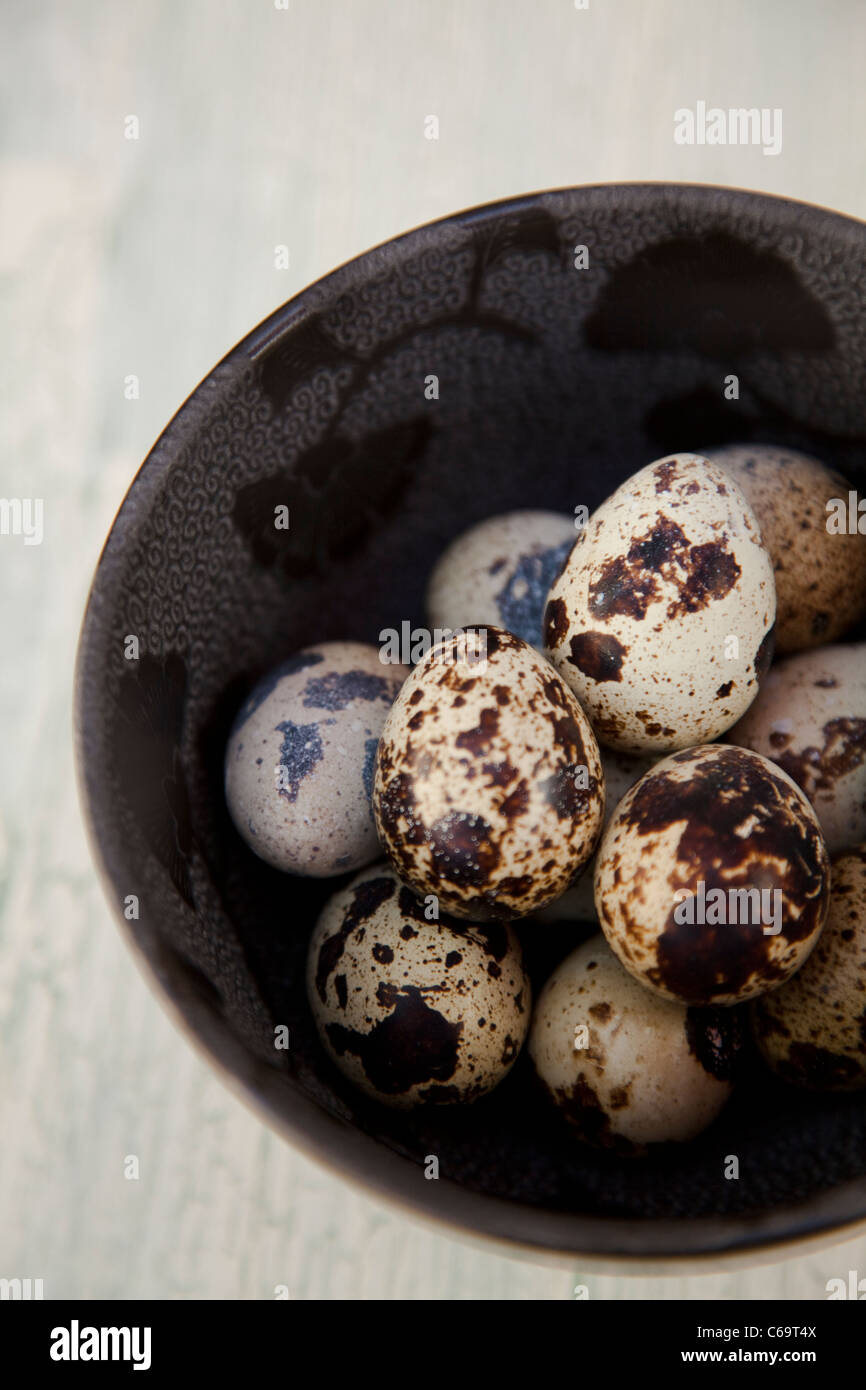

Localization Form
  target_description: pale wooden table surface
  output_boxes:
[1,0,865,1299]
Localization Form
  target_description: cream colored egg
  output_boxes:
[306,865,531,1106]
[752,847,866,1090]
[427,510,576,648]
[594,744,830,1005]
[728,644,866,855]
[544,453,776,753]
[529,936,739,1149]
[711,443,866,654]
[225,642,408,876]
[373,626,605,920]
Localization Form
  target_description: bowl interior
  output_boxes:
[76,184,866,1258]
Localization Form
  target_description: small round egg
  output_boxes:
[373,625,605,920]
[727,644,866,855]
[594,744,831,1005]
[534,749,657,924]
[306,864,531,1106]
[225,642,408,876]
[427,510,576,648]
[543,453,776,753]
[529,936,740,1149]
[711,443,866,654]
[752,846,866,1090]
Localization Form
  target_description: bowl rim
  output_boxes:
[75,180,866,1263]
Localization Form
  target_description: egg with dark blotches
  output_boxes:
[753,846,866,1091]
[727,644,866,855]
[710,443,866,654]
[225,642,408,876]
[594,744,831,1006]
[306,865,531,1106]
[427,510,576,648]
[544,453,776,753]
[373,625,605,921]
[529,936,741,1150]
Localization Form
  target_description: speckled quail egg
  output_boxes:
[543,453,776,753]
[728,644,866,855]
[535,749,657,924]
[306,864,531,1106]
[427,510,576,648]
[711,443,866,654]
[752,846,866,1091]
[529,936,741,1150]
[373,625,605,920]
[594,744,830,1006]
[225,642,408,876]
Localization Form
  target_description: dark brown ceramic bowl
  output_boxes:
[75,183,866,1262]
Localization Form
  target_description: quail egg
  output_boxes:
[594,744,831,1005]
[529,936,741,1150]
[728,644,866,855]
[544,453,776,753]
[711,443,866,654]
[427,510,576,648]
[373,625,605,920]
[307,864,531,1106]
[225,642,408,876]
[752,846,866,1090]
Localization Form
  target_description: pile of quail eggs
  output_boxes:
[225,446,866,1153]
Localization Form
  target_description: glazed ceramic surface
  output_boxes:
[76,184,866,1257]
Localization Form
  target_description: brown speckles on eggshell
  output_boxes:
[595,745,830,1006]
[544,455,776,754]
[775,718,866,804]
[373,626,604,920]
[685,1006,745,1082]
[500,778,530,820]
[665,539,741,618]
[314,873,395,1004]
[429,810,501,889]
[306,865,531,1107]
[529,937,734,1148]
[455,707,500,757]
[710,444,866,653]
[653,459,678,493]
[568,631,627,682]
[543,596,569,648]
[729,645,866,854]
[588,515,691,621]
[752,846,866,1090]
